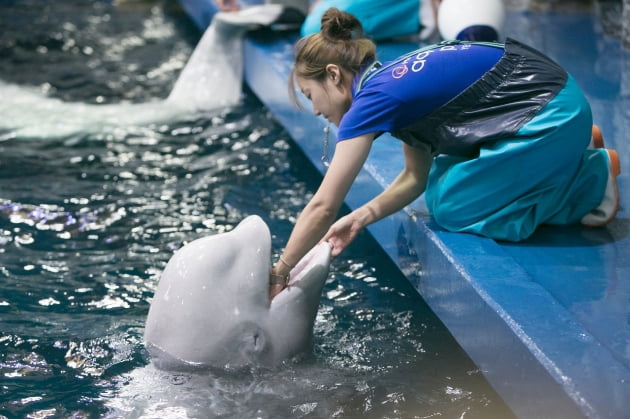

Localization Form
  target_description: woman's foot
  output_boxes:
[581,148,621,227]
[590,125,605,149]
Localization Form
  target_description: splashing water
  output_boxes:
[0,3,283,142]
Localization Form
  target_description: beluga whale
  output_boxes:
[0,4,290,141]
[144,215,332,369]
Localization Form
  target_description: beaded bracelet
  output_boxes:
[269,255,293,287]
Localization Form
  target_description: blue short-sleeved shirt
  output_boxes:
[337,44,505,142]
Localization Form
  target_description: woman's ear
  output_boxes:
[325,64,342,86]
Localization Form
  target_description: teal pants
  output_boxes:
[425,76,609,242]
[301,0,421,41]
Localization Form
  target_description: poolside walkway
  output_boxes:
[179,1,629,417]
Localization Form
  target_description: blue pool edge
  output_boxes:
[242,36,627,419]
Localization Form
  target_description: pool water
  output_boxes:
[0,1,514,417]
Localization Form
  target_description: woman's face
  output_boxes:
[297,65,352,127]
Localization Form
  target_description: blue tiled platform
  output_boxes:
[178,1,629,417]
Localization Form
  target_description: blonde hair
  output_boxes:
[289,8,377,107]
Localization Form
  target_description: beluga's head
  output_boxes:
[144,215,331,369]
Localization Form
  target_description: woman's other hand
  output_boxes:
[322,212,364,258]
[216,0,240,12]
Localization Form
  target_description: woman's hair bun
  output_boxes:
[320,7,364,41]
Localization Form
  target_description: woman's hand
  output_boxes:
[322,212,364,258]
[321,144,431,259]
[268,262,291,300]
[216,0,240,11]
[268,281,285,300]
[269,135,374,296]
